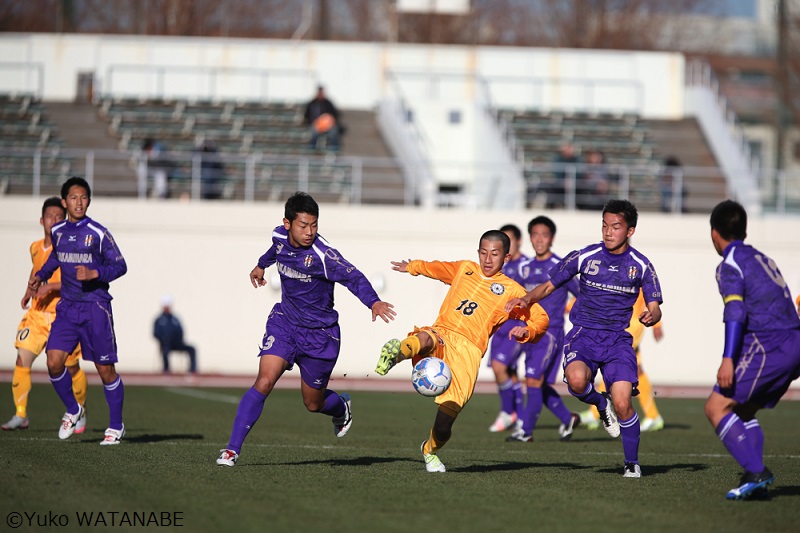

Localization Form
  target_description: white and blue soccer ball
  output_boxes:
[412,357,452,397]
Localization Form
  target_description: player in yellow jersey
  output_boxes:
[2,197,87,431]
[375,230,550,472]
[578,289,665,431]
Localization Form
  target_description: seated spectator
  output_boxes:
[304,86,343,152]
[576,150,612,210]
[153,295,197,374]
[659,156,688,213]
[197,143,226,200]
[143,138,173,199]
[539,142,581,208]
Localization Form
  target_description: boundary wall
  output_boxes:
[2,197,800,389]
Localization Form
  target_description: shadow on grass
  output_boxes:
[78,432,205,444]
[596,462,708,476]
[246,456,417,467]
[451,461,591,473]
[768,485,800,498]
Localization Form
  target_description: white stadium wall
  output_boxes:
[2,198,800,390]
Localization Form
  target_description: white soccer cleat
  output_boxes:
[640,416,664,432]
[58,404,85,440]
[597,393,620,438]
[421,441,446,473]
[623,462,642,478]
[488,411,517,433]
[332,393,352,438]
[100,424,125,445]
[558,412,580,441]
[74,405,87,434]
[2,415,29,431]
[216,449,239,467]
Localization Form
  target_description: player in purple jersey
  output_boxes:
[506,199,662,478]
[216,192,396,467]
[27,177,128,445]
[487,224,527,433]
[506,216,581,443]
[704,200,800,500]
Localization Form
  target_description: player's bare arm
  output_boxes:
[75,265,99,281]
[371,301,396,323]
[250,266,266,288]
[508,325,530,341]
[716,357,734,389]
[390,259,410,273]
[638,301,662,327]
[504,280,555,313]
[27,273,41,293]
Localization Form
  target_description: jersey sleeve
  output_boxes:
[36,241,59,282]
[96,229,128,283]
[716,261,746,323]
[406,260,460,284]
[509,302,550,344]
[548,250,579,289]
[257,244,278,269]
[641,261,663,305]
[324,248,381,310]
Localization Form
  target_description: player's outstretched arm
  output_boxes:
[250,266,267,288]
[371,301,396,323]
[390,259,410,273]
[508,326,530,341]
[504,280,555,313]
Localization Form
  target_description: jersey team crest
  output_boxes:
[628,265,638,280]
[304,255,314,268]
[84,234,93,247]
[490,282,505,295]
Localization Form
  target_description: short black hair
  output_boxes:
[603,199,638,228]
[480,229,510,256]
[285,191,319,221]
[42,196,65,217]
[499,224,522,240]
[710,200,747,241]
[527,215,556,236]
[60,176,91,200]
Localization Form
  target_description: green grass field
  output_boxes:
[2,383,799,532]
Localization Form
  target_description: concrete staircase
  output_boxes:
[641,117,727,213]
[339,109,405,205]
[44,102,137,196]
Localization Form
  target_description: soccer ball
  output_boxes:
[412,357,452,397]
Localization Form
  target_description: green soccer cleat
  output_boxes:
[375,339,401,376]
[421,440,446,473]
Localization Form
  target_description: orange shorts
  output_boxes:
[410,326,483,413]
[15,309,82,366]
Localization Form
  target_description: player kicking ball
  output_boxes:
[375,230,549,472]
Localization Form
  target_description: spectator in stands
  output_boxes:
[142,138,173,199]
[153,295,197,374]
[577,150,612,211]
[543,142,581,209]
[304,85,342,152]
[659,156,688,213]
[198,143,226,200]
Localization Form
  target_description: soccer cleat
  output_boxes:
[597,392,620,438]
[100,424,125,445]
[488,411,517,433]
[640,416,664,432]
[216,449,239,467]
[2,415,29,431]
[559,412,580,441]
[421,440,446,473]
[623,462,642,478]
[74,405,87,434]
[726,468,775,500]
[58,404,85,440]
[332,393,353,438]
[505,427,533,443]
[375,339,401,375]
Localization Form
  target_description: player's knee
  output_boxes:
[303,398,324,412]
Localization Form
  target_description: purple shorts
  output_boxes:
[524,329,564,383]
[713,328,800,408]
[562,326,637,390]
[47,299,118,364]
[259,309,341,390]
[487,320,524,370]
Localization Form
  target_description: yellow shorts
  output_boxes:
[15,309,82,367]
[410,326,482,414]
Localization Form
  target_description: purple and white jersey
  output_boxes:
[518,254,579,331]
[257,225,380,329]
[504,254,528,284]
[36,216,127,302]
[716,240,800,333]
[549,242,662,331]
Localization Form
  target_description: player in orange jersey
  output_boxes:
[375,230,550,472]
[3,197,87,431]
